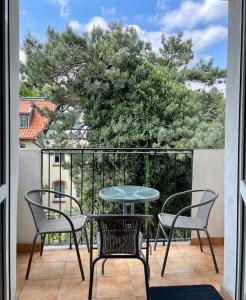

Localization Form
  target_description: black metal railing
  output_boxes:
[41,148,193,245]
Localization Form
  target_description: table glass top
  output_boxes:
[99,185,160,204]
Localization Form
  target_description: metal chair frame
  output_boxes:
[25,189,89,281]
[88,214,153,300]
[154,189,219,276]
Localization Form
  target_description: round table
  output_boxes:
[99,185,160,214]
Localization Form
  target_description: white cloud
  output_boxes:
[157,0,167,11]
[183,25,228,51]
[19,49,26,64]
[85,17,108,32]
[48,0,71,19]
[69,15,227,56]
[127,25,163,53]
[101,6,116,16]
[68,20,83,32]
[160,0,228,30]
[68,17,109,33]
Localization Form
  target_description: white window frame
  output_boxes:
[53,153,65,165]
[53,181,65,199]
[19,114,29,128]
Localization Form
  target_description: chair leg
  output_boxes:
[25,233,38,280]
[197,230,203,252]
[40,233,46,256]
[69,233,72,249]
[161,228,173,277]
[102,258,107,275]
[84,227,90,253]
[88,258,100,300]
[72,230,85,280]
[154,224,160,251]
[205,229,219,273]
[139,258,150,300]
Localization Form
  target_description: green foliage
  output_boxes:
[159,32,194,69]
[21,24,225,149]
[19,83,40,97]
[182,58,226,85]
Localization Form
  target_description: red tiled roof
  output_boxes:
[19,98,57,140]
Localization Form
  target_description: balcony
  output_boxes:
[17,244,225,300]
[17,147,225,299]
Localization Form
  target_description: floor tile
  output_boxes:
[19,279,61,300]
[28,262,65,280]
[96,259,130,276]
[35,249,68,263]
[63,261,90,279]
[96,275,134,298]
[58,278,93,300]
[16,244,224,300]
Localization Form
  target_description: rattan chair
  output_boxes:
[25,189,89,280]
[88,214,153,300]
[154,189,219,276]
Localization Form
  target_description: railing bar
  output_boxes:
[59,152,62,245]
[113,153,116,185]
[102,153,105,212]
[123,154,126,185]
[41,147,194,152]
[80,150,84,210]
[154,149,157,188]
[175,153,177,193]
[70,153,73,246]
[92,153,95,214]
[48,153,51,218]
[48,152,51,245]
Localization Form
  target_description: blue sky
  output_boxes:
[20,0,228,68]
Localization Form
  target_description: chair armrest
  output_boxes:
[161,189,207,213]
[25,194,76,232]
[170,197,216,229]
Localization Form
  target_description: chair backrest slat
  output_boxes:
[25,190,47,232]
[196,190,217,226]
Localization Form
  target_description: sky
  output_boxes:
[20,0,228,68]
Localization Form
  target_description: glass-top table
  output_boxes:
[99,185,160,214]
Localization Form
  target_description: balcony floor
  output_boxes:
[17,244,224,300]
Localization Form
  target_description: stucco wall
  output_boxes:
[223,0,242,297]
[192,149,224,238]
[17,149,41,243]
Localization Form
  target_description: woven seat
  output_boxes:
[40,215,87,233]
[24,189,89,281]
[154,189,219,277]
[159,213,204,230]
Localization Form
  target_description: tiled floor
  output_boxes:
[17,244,224,300]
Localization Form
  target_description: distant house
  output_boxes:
[19,97,57,148]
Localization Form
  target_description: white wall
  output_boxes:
[223,0,242,298]
[17,149,41,243]
[192,149,224,238]
[9,0,19,298]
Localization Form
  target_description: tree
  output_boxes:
[20,24,225,149]
[19,83,40,97]
[183,58,226,85]
[159,32,193,69]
